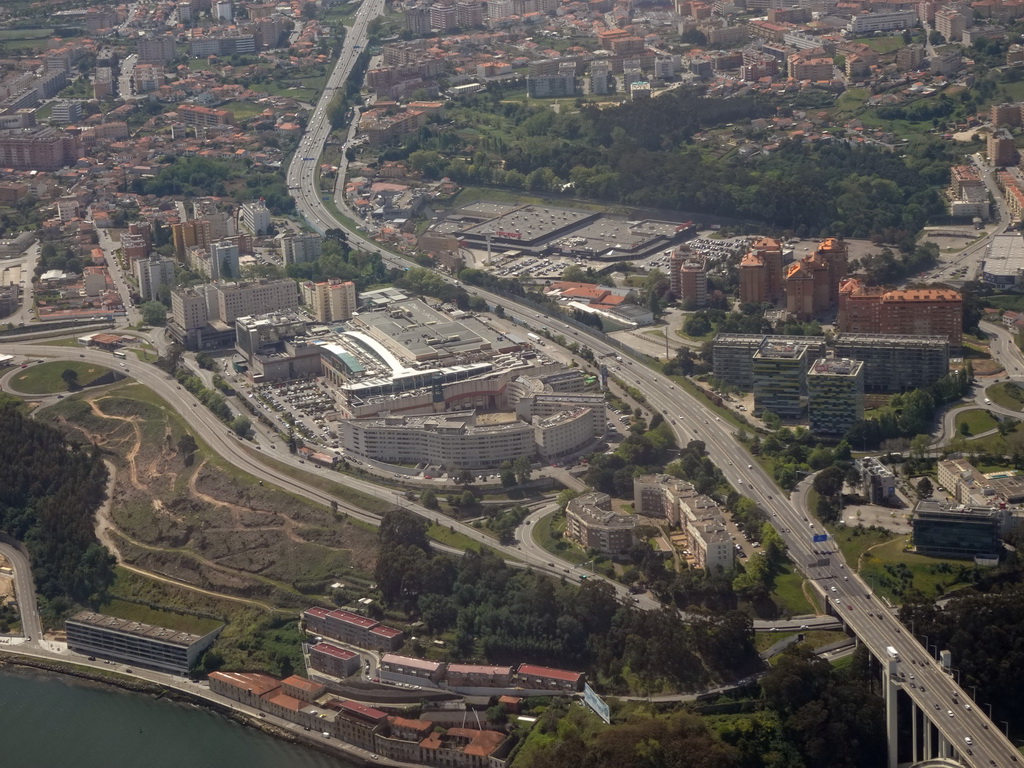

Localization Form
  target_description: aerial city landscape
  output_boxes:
[7,0,1024,765]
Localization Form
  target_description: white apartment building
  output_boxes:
[339,411,536,469]
[133,255,175,301]
[239,199,271,235]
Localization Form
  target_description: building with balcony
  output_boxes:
[807,357,864,435]
[66,611,222,674]
[752,338,812,420]
[833,333,949,393]
[564,492,636,555]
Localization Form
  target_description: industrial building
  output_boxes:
[981,234,1024,288]
[807,357,864,435]
[430,201,691,261]
[65,611,222,674]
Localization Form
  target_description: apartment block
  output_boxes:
[239,199,271,235]
[137,34,177,63]
[738,236,785,305]
[752,338,812,420]
[991,101,1022,127]
[281,232,323,266]
[676,254,708,308]
[0,127,68,171]
[634,473,697,526]
[171,218,213,258]
[807,357,864,435]
[170,279,299,349]
[935,8,968,41]
[784,237,848,320]
[308,642,361,678]
[564,492,636,555]
[988,127,1017,167]
[302,607,405,651]
[838,280,962,347]
[832,333,949,393]
[301,279,357,323]
[177,104,234,128]
[712,334,825,390]
[66,611,221,675]
[133,256,175,301]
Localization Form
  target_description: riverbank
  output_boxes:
[0,651,371,766]
[0,664,350,768]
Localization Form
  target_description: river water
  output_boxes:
[0,667,356,768]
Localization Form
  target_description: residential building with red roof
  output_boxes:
[208,670,282,707]
[515,664,585,692]
[309,642,361,678]
[302,606,405,651]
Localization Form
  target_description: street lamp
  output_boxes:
[1001,720,1010,738]
[984,702,992,718]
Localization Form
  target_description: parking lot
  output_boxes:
[250,379,340,450]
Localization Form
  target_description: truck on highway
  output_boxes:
[886,646,899,660]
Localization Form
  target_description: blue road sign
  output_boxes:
[812,533,828,543]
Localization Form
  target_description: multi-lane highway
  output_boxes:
[0,537,41,642]
[285,0,385,235]
[1,3,1018,760]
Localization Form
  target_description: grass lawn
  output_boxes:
[675,324,715,343]
[854,35,905,54]
[989,381,1024,411]
[41,338,85,347]
[954,408,999,436]
[99,597,223,636]
[223,101,266,119]
[984,294,1024,312]
[428,523,485,552]
[8,361,113,394]
[532,509,588,565]
[829,524,895,571]
[859,537,979,602]
[771,562,816,615]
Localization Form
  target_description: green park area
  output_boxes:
[989,380,1024,411]
[8,361,114,394]
[858,538,979,602]
[954,408,1000,437]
